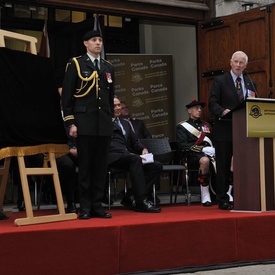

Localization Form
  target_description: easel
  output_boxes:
[0,145,77,225]
[0,29,38,53]
[0,29,77,225]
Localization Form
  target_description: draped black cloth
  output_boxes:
[0,48,67,148]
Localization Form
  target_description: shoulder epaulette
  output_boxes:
[102,58,113,65]
[66,56,83,72]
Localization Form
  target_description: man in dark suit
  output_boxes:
[62,30,114,219]
[208,50,257,210]
[102,101,154,206]
[120,101,152,139]
[108,96,161,213]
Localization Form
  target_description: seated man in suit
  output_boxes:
[176,99,215,207]
[120,101,152,139]
[103,100,153,205]
[108,96,161,213]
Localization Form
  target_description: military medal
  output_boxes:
[202,125,210,133]
[106,72,112,83]
[247,89,256,98]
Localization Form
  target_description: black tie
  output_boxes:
[94,59,100,74]
[236,77,244,101]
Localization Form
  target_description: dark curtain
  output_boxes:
[50,18,98,87]
[0,47,67,148]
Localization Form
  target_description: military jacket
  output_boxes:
[62,54,115,136]
[176,118,213,153]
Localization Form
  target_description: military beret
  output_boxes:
[186,99,206,109]
[83,30,102,41]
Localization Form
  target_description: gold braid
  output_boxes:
[72,57,99,98]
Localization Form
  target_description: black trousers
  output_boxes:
[109,153,162,203]
[214,141,232,203]
[77,135,111,214]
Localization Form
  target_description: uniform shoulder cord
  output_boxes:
[72,57,99,98]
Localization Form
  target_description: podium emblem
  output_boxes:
[249,105,262,118]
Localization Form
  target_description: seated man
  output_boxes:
[176,99,214,207]
[108,96,161,213]
[120,101,152,139]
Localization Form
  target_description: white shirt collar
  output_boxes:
[87,53,100,63]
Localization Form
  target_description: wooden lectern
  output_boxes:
[232,98,275,212]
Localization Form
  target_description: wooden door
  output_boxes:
[198,5,274,121]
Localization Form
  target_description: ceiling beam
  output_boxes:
[38,0,210,22]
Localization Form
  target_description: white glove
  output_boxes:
[202,146,215,157]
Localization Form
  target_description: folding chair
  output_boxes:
[107,167,129,210]
[181,150,217,205]
[139,138,188,204]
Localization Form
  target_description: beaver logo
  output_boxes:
[249,105,262,118]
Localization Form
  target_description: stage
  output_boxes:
[1,200,275,275]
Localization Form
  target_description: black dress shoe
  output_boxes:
[218,202,233,210]
[121,194,136,210]
[16,201,25,211]
[91,211,112,219]
[66,202,78,214]
[147,194,161,205]
[78,212,91,220]
[202,201,212,207]
[0,211,8,220]
[135,199,161,213]
[102,194,114,205]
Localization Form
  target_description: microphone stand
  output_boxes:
[267,5,273,98]
[244,70,259,98]
[268,80,273,98]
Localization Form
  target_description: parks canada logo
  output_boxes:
[131,73,143,83]
[249,105,262,118]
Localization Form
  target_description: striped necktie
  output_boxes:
[236,77,244,101]
[125,118,135,133]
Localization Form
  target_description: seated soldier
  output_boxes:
[176,99,214,207]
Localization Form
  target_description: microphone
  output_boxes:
[243,70,259,98]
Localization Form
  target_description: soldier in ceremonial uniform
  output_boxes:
[62,30,114,219]
[176,99,214,207]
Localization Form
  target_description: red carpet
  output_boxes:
[1,204,275,275]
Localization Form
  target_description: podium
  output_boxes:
[232,98,275,212]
